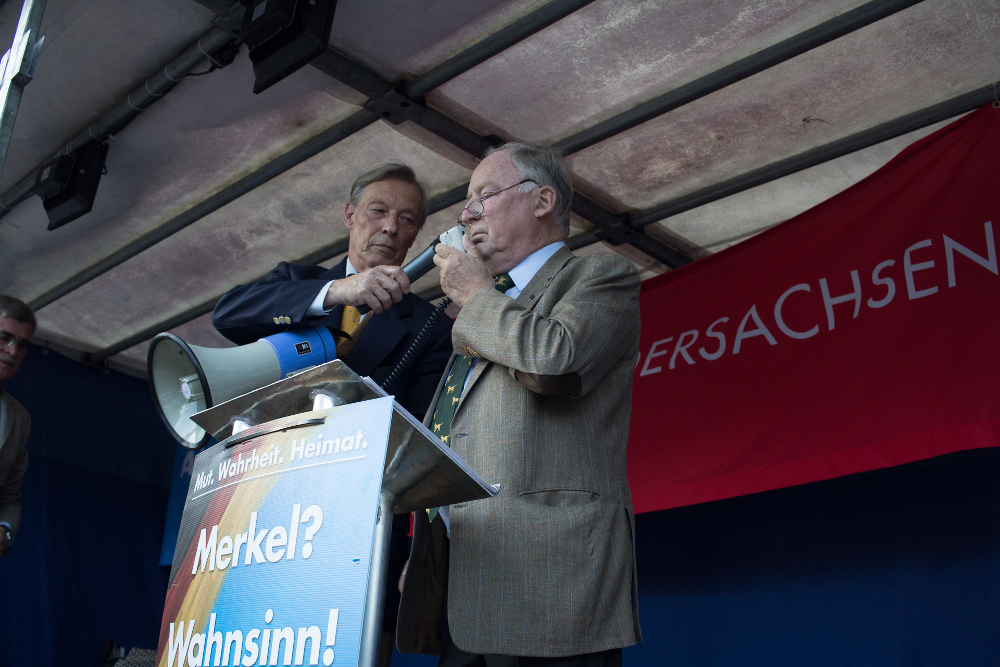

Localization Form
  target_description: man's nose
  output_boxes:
[459,206,478,227]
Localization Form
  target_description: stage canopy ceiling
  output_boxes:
[0,0,996,377]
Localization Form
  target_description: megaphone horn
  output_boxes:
[147,325,337,448]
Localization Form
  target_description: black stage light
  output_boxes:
[42,141,109,231]
[239,0,338,94]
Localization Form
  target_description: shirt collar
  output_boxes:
[507,241,565,292]
[345,258,357,277]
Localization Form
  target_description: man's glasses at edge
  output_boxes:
[458,179,536,227]
[0,331,31,355]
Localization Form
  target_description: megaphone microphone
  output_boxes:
[356,225,465,315]
[148,226,467,448]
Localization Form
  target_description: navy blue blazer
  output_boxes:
[212,258,453,421]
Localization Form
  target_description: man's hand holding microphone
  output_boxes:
[323,265,412,314]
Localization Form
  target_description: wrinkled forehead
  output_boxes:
[469,151,519,196]
[358,178,423,209]
[0,316,33,338]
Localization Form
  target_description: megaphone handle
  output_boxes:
[354,244,435,318]
[349,226,462,330]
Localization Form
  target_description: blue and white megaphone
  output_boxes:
[147,225,466,448]
[147,325,337,448]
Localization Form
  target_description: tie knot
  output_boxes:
[494,273,513,292]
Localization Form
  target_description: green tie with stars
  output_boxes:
[426,273,512,522]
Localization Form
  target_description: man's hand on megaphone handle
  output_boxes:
[323,265,411,314]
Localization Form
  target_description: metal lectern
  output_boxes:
[160,360,494,667]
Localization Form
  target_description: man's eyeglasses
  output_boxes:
[0,330,31,355]
[458,179,536,226]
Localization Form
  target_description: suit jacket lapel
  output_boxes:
[458,246,574,407]
[0,390,11,457]
[516,246,574,307]
[460,357,488,407]
[348,299,410,376]
[318,260,347,282]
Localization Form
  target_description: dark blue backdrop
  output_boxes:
[1,349,997,666]
[0,349,176,665]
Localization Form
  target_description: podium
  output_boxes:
[155,360,495,667]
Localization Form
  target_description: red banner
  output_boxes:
[628,105,1000,514]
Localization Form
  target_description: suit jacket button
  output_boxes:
[273,317,280,324]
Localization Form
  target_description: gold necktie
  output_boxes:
[336,305,366,357]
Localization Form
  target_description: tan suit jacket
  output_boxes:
[0,388,30,541]
[398,246,643,657]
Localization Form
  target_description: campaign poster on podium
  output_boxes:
[155,397,394,667]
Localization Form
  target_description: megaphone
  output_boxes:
[147,325,337,449]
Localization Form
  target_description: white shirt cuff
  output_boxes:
[307,280,337,316]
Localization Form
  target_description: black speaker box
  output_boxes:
[241,0,337,94]
[33,154,76,199]
[42,142,108,230]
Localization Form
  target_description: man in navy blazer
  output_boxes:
[212,164,453,665]
[212,163,452,418]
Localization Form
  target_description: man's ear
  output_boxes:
[533,185,558,219]
[343,202,355,230]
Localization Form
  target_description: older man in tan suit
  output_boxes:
[397,143,642,667]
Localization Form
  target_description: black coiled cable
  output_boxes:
[380,297,452,391]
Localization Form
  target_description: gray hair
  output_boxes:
[0,294,36,334]
[349,163,428,227]
[486,142,573,235]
